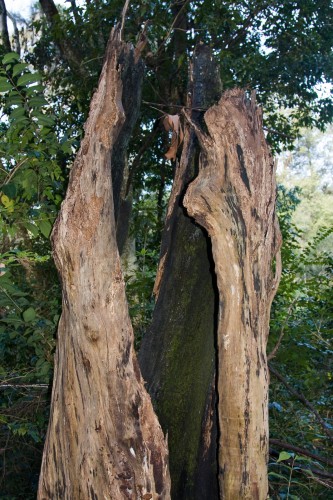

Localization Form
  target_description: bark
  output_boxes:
[139,44,221,499]
[184,88,282,499]
[0,0,11,53]
[37,26,170,500]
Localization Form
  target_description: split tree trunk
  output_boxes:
[139,44,222,499]
[184,89,282,499]
[37,27,170,500]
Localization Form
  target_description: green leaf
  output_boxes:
[23,222,39,237]
[17,72,42,87]
[5,92,23,105]
[31,111,55,127]
[10,107,26,119]
[38,219,52,238]
[23,307,36,322]
[26,84,43,95]
[277,451,292,462]
[10,115,29,125]
[1,183,17,198]
[268,471,288,481]
[2,52,20,64]
[29,96,48,108]
[0,77,12,92]
[12,63,28,77]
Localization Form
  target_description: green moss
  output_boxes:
[155,217,216,498]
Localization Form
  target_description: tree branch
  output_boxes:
[269,438,333,467]
[120,0,130,41]
[39,0,86,79]
[267,301,295,361]
[269,364,333,441]
[0,384,49,389]
[157,0,191,56]
[221,5,267,51]
[125,119,160,197]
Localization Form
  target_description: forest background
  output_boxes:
[0,0,332,498]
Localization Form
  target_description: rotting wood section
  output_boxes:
[184,89,282,499]
[139,44,221,499]
[37,26,170,500]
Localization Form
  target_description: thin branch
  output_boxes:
[157,0,191,55]
[267,301,295,361]
[0,384,49,389]
[264,127,296,140]
[0,158,29,189]
[39,0,86,79]
[182,107,212,150]
[269,438,333,467]
[143,100,206,112]
[269,364,333,441]
[125,119,161,197]
[221,5,267,51]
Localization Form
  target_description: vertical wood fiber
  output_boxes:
[184,89,282,499]
[37,27,170,500]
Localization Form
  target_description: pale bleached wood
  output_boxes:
[184,89,282,500]
[38,26,170,500]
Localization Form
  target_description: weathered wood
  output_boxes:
[37,27,170,500]
[184,89,282,499]
[139,45,221,499]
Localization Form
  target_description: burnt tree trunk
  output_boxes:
[37,27,170,500]
[184,89,282,499]
[139,44,221,499]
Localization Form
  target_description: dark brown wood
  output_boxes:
[184,89,282,499]
[139,44,221,499]
[37,27,170,499]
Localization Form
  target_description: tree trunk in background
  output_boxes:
[37,27,170,499]
[0,0,11,53]
[184,89,282,499]
[139,44,221,499]
[39,0,86,79]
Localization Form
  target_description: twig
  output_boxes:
[0,384,49,389]
[157,0,191,55]
[267,301,295,361]
[143,100,206,112]
[264,127,296,140]
[269,364,333,441]
[125,120,161,196]
[222,6,264,51]
[269,438,333,467]
[0,158,29,189]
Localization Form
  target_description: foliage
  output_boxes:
[125,191,166,348]
[278,126,333,242]
[268,186,333,498]
[0,52,64,497]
